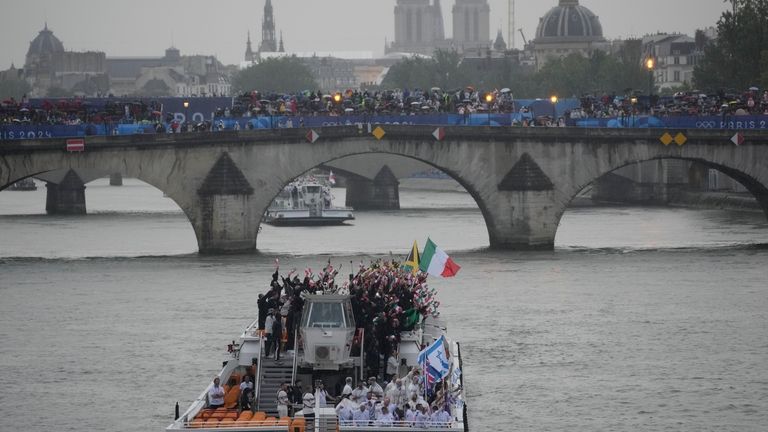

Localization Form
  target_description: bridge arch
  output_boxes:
[254,149,495,250]
[553,154,768,244]
[0,160,204,251]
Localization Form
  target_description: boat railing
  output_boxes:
[255,331,265,411]
[291,327,299,386]
[359,327,365,382]
[338,420,460,430]
[180,419,292,430]
[242,319,262,339]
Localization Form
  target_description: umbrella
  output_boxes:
[749,86,759,91]
[431,87,442,92]
[465,86,475,91]
[344,108,354,113]
[500,88,511,94]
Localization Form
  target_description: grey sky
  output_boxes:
[2,0,727,69]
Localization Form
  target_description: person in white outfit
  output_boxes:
[375,406,394,426]
[276,382,290,418]
[352,404,370,426]
[341,377,354,399]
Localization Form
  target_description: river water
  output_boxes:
[1,179,767,432]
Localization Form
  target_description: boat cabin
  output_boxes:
[299,294,356,370]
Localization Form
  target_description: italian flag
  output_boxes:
[419,238,461,278]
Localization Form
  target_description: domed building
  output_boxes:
[23,23,66,90]
[532,0,608,69]
[22,23,109,97]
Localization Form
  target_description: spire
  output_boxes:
[259,0,277,52]
[245,31,254,61]
[494,29,507,51]
[279,31,285,52]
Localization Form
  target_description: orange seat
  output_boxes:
[253,411,267,421]
[223,388,240,410]
[290,418,306,432]
[219,418,236,427]
[237,411,253,421]
[203,418,220,428]
[197,409,214,420]
[189,419,205,429]
[211,408,236,420]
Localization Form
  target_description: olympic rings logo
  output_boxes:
[695,121,717,128]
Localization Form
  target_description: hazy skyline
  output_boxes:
[2,0,728,69]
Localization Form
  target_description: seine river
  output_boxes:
[1,179,767,432]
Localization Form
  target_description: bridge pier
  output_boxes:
[109,173,123,186]
[195,153,257,254]
[486,190,560,250]
[45,169,86,215]
[345,165,400,210]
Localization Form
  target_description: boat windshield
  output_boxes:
[304,186,321,194]
[304,302,346,328]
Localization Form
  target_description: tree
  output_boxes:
[0,79,31,100]
[694,0,768,91]
[233,57,318,93]
[380,56,436,90]
[46,86,74,98]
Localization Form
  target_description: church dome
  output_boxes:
[27,24,65,57]
[535,0,604,40]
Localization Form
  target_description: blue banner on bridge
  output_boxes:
[3,114,768,140]
[571,115,768,129]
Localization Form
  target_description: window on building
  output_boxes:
[674,71,680,81]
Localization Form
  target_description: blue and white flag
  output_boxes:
[417,335,451,386]
[451,366,462,386]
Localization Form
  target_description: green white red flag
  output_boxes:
[419,238,461,277]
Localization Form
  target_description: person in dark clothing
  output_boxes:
[257,294,268,330]
[272,312,283,361]
[240,388,253,411]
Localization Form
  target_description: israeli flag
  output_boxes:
[417,335,451,384]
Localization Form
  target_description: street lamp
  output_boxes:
[484,93,494,125]
[183,100,190,131]
[550,95,558,124]
[645,57,655,111]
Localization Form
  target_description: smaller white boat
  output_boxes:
[264,177,354,226]
[7,178,37,191]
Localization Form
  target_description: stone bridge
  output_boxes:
[2,126,767,253]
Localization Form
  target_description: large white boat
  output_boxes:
[167,266,467,432]
[264,177,354,226]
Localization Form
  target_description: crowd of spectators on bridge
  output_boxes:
[0,95,166,127]
[227,87,517,118]
[4,85,767,132]
[568,87,768,121]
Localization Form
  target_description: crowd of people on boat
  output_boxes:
[254,259,456,426]
[257,259,440,373]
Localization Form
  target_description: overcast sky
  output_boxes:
[2,0,728,69]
